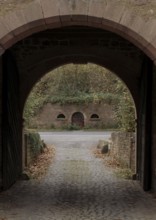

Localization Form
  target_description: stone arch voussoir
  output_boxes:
[0,0,156,61]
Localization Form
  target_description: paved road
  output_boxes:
[0,131,156,220]
[39,131,112,145]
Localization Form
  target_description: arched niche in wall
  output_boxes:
[57,114,66,120]
[90,114,100,120]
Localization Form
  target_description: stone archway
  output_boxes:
[72,112,85,128]
[0,0,155,193]
[0,1,156,60]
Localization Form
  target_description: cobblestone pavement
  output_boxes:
[0,133,156,220]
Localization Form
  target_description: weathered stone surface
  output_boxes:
[0,19,14,49]
[110,132,136,172]
[2,10,27,33]
[21,1,45,27]
[40,0,61,26]
[130,0,152,5]
[59,0,89,22]
[88,0,106,23]
[31,103,116,130]
[0,0,155,59]
[103,3,126,23]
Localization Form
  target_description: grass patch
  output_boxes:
[115,168,133,180]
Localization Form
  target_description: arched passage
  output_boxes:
[0,1,155,193]
[14,26,142,112]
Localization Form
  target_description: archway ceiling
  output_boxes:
[11,27,143,110]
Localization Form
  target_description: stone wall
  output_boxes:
[0,57,2,188]
[30,102,117,129]
[24,131,43,167]
[152,66,156,193]
[0,0,155,20]
[110,132,136,173]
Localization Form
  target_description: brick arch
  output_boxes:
[0,0,156,62]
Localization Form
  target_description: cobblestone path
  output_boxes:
[0,137,156,220]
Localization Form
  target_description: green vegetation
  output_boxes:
[115,168,133,180]
[113,80,136,132]
[61,124,81,131]
[27,132,44,158]
[24,63,135,132]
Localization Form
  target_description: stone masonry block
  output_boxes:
[0,10,31,47]
[59,0,73,22]
[88,0,106,23]
[2,10,27,34]
[40,0,61,26]
[0,19,14,49]
[119,16,148,50]
[120,30,149,58]
[102,3,126,24]
[101,4,127,35]
[139,19,156,44]
[21,0,45,29]
[145,43,156,61]
[0,23,16,49]
[59,0,89,22]
[0,0,47,48]
[61,20,89,27]
[138,19,156,59]
[104,10,152,59]
[119,11,145,47]
[19,25,47,41]
[40,0,59,18]
[0,18,12,40]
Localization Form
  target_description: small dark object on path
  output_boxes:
[101,144,109,154]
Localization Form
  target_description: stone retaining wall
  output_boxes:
[0,57,2,188]
[30,103,117,129]
[110,132,136,172]
[24,131,43,167]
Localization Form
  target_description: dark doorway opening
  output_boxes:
[72,112,84,128]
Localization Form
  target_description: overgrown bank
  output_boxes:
[24,64,135,132]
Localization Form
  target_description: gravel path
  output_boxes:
[0,134,156,220]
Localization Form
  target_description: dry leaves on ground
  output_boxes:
[25,145,55,180]
[92,147,133,179]
[92,148,106,159]
[92,148,120,168]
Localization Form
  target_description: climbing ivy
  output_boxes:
[27,132,44,158]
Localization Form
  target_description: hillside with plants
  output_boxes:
[24,63,135,132]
